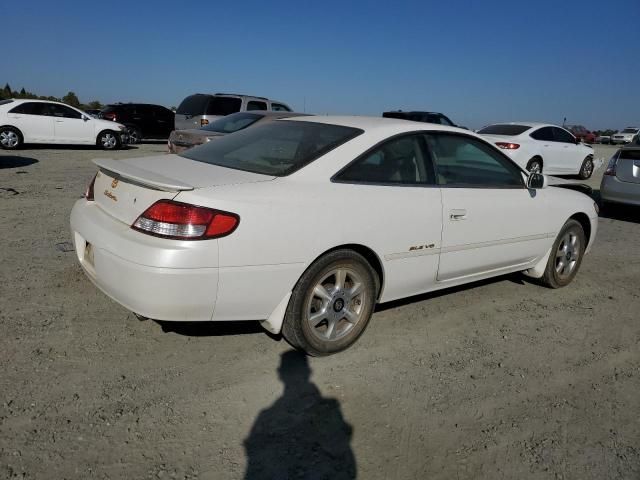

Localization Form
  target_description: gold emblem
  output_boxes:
[103,190,118,202]
[111,178,119,188]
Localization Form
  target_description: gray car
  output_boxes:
[168,111,307,154]
[174,93,293,130]
[600,137,640,207]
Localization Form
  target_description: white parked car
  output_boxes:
[611,127,640,145]
[0,99,128,150]
[70,117,598,355]
[477,122,595,178]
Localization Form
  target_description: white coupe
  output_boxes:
[70,117,598,355]
[0,99,127,150]
[478,122,595,178]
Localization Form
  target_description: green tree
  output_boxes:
[19,87,26,98]
[86,100,103,110]
[3,83,12,98]
[62,91,81,107]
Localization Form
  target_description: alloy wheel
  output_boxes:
[304,267,367,342]
[0,130,19,148]
[555,232,581,280]
[101,133,117,149]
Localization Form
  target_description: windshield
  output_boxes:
[622,128,638,134]
[477,124,531,136]
[202,112,262,133]
[180,120,363,176]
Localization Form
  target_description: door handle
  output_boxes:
[55,120,64,123]
[449,209,467,221]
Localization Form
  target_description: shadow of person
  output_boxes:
[244,350,356,479]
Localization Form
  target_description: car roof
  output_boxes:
[483,121,559,129]
[285,115,470,134]
[7,98,73,106]
[383,110,445,115]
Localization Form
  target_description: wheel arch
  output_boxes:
[95,129,119,146]
[569,212,591,246]
[0,125,24,138]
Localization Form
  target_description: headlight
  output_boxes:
[117,125,126,131]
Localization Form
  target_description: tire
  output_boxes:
[578,156,594,179]
[540,219,586,289]
[282,249,378,356]
[0,126,23,150]
[127,127,141,144]
[98,130,122,150]
[526,157,543,174]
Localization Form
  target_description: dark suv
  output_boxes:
[100,103,175,143]
[382,110,461,127]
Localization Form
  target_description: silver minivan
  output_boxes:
[174,93,292,130]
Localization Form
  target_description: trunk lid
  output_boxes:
[92,155,274,225]
[616,148,640,184]
[172,129,223,148]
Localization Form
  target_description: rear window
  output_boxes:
[619,149,640,160]
[477,124,531,135]
[177,95,211,116]
[202,113,262,133]
[180,120,363,176]
[621,128,638,134]
[206,97,242,116]
[0,99,14,106]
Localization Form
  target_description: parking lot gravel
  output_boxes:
[1,143,638,479]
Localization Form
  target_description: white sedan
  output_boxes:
[0,99,127,150]
[70,117,598,355]
[477,122,595,178]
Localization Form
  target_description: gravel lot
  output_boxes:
[1,143,638,479]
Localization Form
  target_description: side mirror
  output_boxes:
[527,173,548,189]
[82,115,90,122]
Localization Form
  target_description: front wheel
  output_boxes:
[98,131,122,150]
[540,219,586,288]
[282,250,378,356]
[127,127,141,144]
[578,157,594,179]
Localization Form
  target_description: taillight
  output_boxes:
[132,200,239,240]
[103,112,117,122]
[85,173,97,200]
[495,142,520,150]
[200,118,209,126]
[604,153,619,176]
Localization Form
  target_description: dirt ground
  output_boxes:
[1,142,638,480]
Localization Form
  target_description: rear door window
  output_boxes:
[552,127,576,143]
[530,127,555,141]
[247,101,268,111]
[206,97,242,115]
[9,102,48,115]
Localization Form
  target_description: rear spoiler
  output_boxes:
[93,158,194,192]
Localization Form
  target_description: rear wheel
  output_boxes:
[578,157,594,179]
[540,219,586,288]
[526,157,543,174]
[282,250,377,356]
[98,130,121,150]
[0,127,23,150]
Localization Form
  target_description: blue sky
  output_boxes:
[3,0,639,129]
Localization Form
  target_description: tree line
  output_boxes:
[0,83,104,110]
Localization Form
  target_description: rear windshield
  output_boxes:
[202,112,262,133]
[177,95,211,116]
[206,97,242,116]
[621,128,638,134]
[619,149,640,160]
[0,99,14,106]
[477,124,531,135]
[180,120,363,176]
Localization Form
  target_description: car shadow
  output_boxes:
[0,156,39,169]
[155,319,270,337]
[21,144,138,151]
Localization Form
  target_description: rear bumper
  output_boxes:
[70,199,219,321]
[600,176,640,206]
